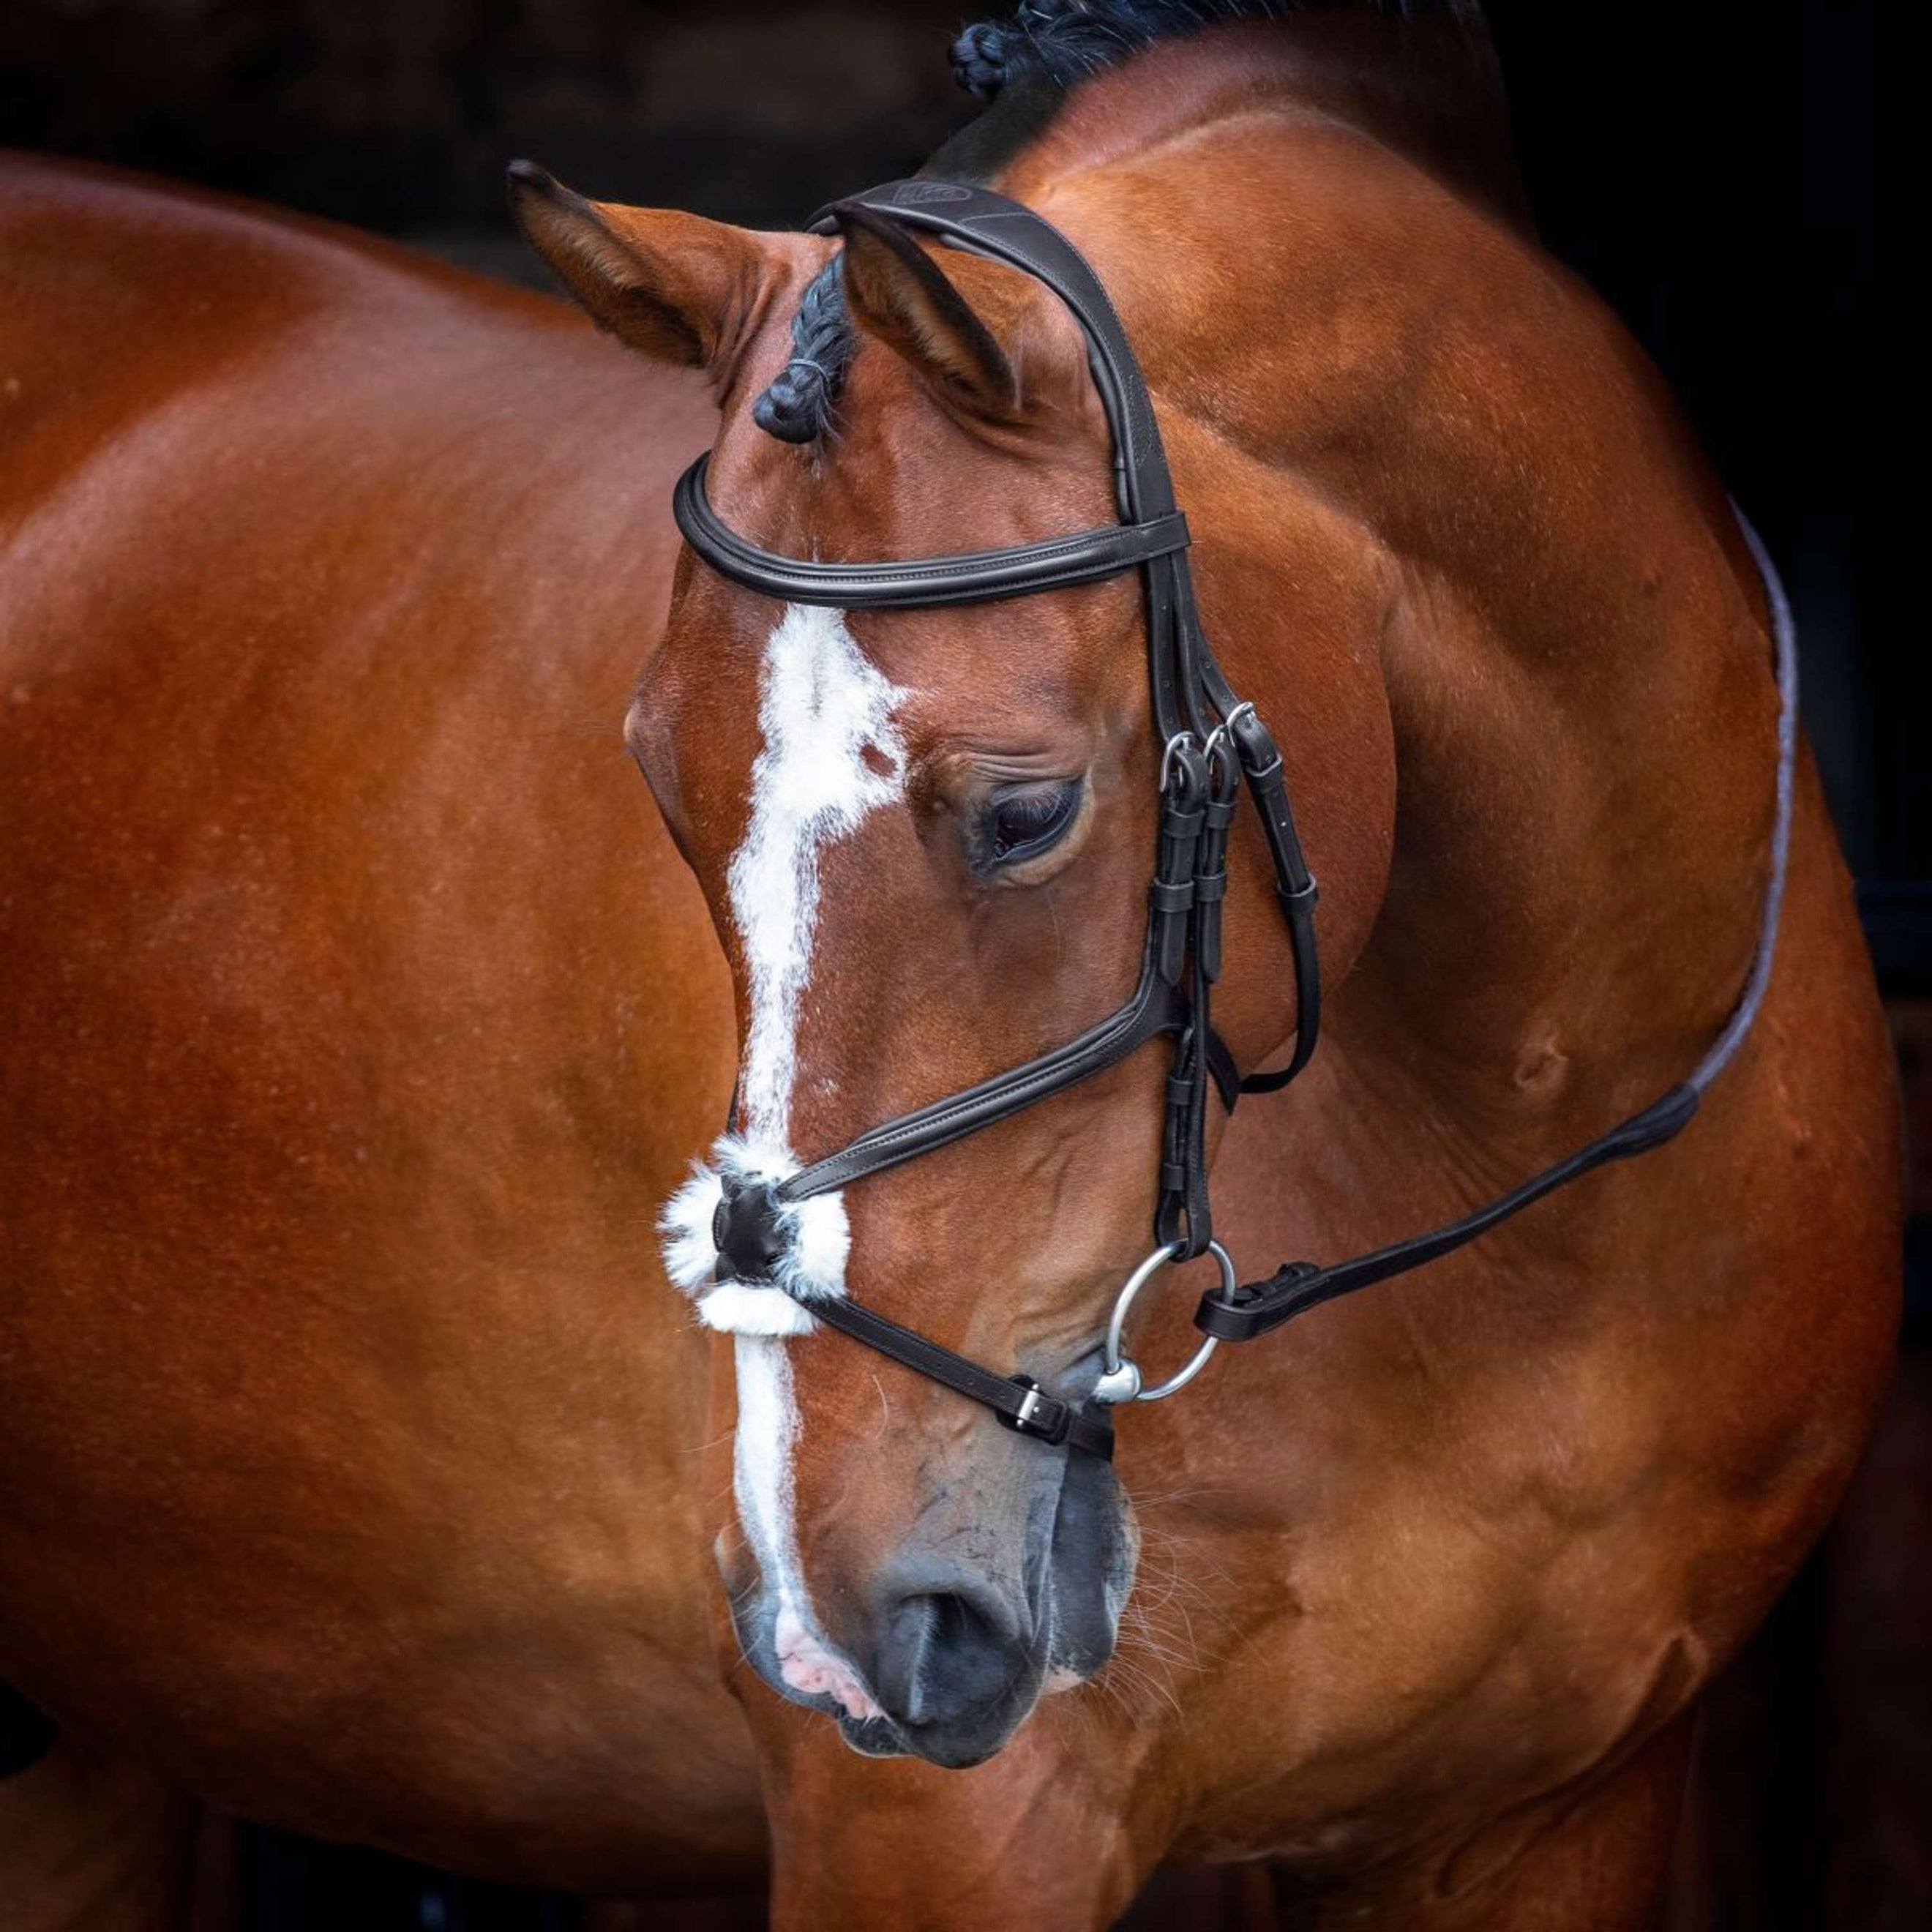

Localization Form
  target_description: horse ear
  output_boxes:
[831,203,1025,418]
[506,161,769,375]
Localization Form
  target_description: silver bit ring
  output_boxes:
[1091,1239,1232,1404]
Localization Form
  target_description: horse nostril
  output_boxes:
[875,1590,1023,1731]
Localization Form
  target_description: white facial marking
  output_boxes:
[730,600,906,1149]
[733,1336,883,1721]
[655,602,905,1329]
[656,602,907,1727]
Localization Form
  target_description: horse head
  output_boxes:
[512,159,1393,1767]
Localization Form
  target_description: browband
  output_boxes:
[673,456,1191,610]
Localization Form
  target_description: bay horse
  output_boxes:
[0,3,1899,1928]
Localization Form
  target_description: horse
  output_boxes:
[0,1,1899,1927]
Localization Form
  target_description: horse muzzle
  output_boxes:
[723,1402,1136,1770]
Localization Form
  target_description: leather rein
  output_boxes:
[672,179,1798,1464]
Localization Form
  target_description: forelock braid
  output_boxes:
[951,20,1017,101]
[752,258,853,443]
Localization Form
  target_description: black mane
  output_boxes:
[951,0,1482,101]
[752,0,1491,444]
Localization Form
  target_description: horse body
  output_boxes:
[0,155,761,1890]
[0,6,1901,1926]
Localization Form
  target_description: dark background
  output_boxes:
[1,4,1920,1929]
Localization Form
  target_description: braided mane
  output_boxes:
[952,0,1482,101]
[753,0,1490,444]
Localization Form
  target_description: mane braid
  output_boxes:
[751,0,1489,443]
[951,0,1483,101]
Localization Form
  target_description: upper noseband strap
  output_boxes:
[673,455,1190,610]
[779,938,1186,1206]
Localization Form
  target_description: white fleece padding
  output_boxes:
[659,1163,725,1295]
[657,1136,853,1336]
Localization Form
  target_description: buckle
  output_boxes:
[1194,1259,1319,1342]
[997,1375,1068,1445]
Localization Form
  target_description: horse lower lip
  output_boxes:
[888,1715,1014,1771]
[836,1712,910,1759]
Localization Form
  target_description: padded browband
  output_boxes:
[673,455,1190,609]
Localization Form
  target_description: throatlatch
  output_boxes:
[674,179,1795,1459]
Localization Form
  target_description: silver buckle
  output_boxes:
[998,1375,1063,1442]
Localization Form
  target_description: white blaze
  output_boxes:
[735,1335,883,1721]
[658,601,906,1325]
[657,602,905,1721]
[730,599,906,1147]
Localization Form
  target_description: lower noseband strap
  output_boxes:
[804,1293,1115,1460]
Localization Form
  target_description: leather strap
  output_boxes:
[779,943,1186,1204]
[1196,1085,1701,1341]
[1197,506,1799,1347]
[673,455,1191,610]
[807,1294,1116,1460]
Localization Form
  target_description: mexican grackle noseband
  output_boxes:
[673,179,1797,1464]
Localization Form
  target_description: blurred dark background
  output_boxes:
[0,4,1920,1928]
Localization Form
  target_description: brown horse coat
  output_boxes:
[0,152,760,1890]
[0,16,1901,1927]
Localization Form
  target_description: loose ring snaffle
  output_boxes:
[1093,1240,1231,1407]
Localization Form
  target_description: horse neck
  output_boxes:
[1008,36,1781,1176]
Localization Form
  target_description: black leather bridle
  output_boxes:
[671,179,1797,1464]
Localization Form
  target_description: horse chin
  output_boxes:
[1041,1432,1139,1684]
[840,1699,1031,1770]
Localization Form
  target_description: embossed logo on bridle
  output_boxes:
[889,181,975,205]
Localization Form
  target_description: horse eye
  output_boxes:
[981,779,1082,869]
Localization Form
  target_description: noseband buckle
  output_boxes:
[997,1375,1070,1445]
